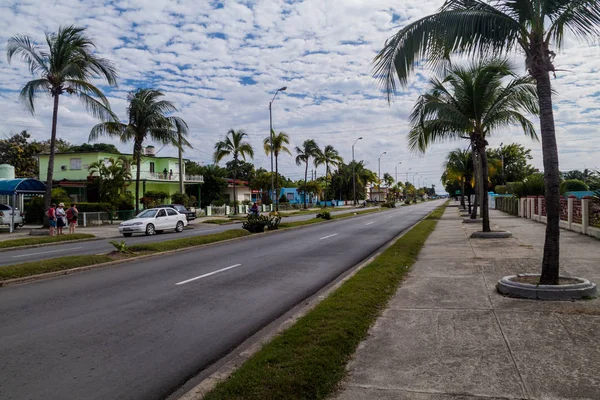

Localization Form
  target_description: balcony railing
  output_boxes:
[137,172,204,183]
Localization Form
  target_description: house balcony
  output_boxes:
[138,172,204,183]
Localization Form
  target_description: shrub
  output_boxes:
[560,179,589,195]
[141,190,169,208]
[109,240,131,254]
[51,187,71,205]
[316,211,331,220]
[242,214,269,233]
[404,199,411,205]
[506,181,525,197]
[115,192,134,211]
[495,185,508,194]
[76,202,113,212]
[279,195,289,203]
[382,201,396,208]
[266,215,281,230]
[171,193,189,206]
[24,196,45,223]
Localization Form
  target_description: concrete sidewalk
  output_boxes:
[336,206,600,400]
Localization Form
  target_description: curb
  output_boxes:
[0,237,101,253]
[174,204,444,400]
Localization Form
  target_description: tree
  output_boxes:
[225,160,255,182]
[7,25,118,215]
[407,59,538,233]
[314,145,344,201]
[0,131,42,177]
[264,131,291,211]
[383,173,394,188]
[487,143,536,187]
[89,88,189,213]
[37,138,73,154]
[213,129,254,213]
[442,149,474,209]
[70,143,121,154]
[295,139,320,208]
[88,157,131,206]
[189,164,227,208]
[373,0,600,284]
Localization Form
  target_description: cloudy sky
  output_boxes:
[1,0,599,192]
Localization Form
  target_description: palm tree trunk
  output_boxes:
[275,154,279,212]
[233,163,237,215]
[304,161,309,209]
[536,70,561,285]
[325,162,329,203]
[460,181,465,209]
[178,133,184,194]
[471,148,479,219]
[478,144,491,233]
[134,140,142,214]
[44,93,60,227]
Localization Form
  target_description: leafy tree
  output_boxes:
[383,172,394,188]
[225,160,255,182]
[90,88,189,213]
[560,180,589,194]
[314,144,344,201]
[7,25,118,214]
[88,157,132,207]
[264,131,291,210]
[373,0,600,284]
[0,131,42,177]
[187,164,227,208]
[487,143,536,187]
[70,143,121,153]
[37,138,73,153]
[213,129,254,213]
[295,139,320,208]
[442,149,474,208]
[407,59,538,232]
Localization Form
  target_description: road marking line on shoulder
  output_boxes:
[319,233,338,240]
[365,221,374,225]
[175,264,242,285]
[11,246,83,258]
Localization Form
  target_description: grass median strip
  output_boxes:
[0,233,95,249]
[202,204,446,400]
[279,208,381,229]
[0,230,251,283]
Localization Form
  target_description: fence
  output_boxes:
[79,210,136,227]
[495,195,600,239]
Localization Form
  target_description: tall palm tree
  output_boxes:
[314,145,344,202]
[374,0,600,284]
[295,139,319,209]
[7,25,118,213]
[264,131,292,211]
[88,156,132,203]
[213,129,254,213]
[408,59,538,232]
[89,88,189,213]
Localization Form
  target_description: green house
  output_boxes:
[38,146,203,207]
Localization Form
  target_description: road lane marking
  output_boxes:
[365,221,374,225]
[175,264,242,285]
[319,233,338,240]
[12,247,83,258]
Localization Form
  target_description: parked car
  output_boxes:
[0,204,24,229]
[158,204,196,221]
[118,207,188,237]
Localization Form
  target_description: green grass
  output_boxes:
[128,229,250,252]
[203,219,235,225]
[0,255,114,281]
[0,233,96,249]
[279,208,381,229]
[203,204,446,400]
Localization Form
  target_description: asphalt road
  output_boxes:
[0,208,365,266]
[0,201,442,400]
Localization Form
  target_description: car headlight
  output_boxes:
[132,221,144,225]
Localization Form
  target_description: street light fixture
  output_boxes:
[405,167,412,184]
[352,137,363,206]
[412,172,419,186]
[269,86,287,207]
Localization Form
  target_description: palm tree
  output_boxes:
[443,149,473,209]
[314,145,344,202]
[7,25,118,214]
[408,59,538,232]
[264,131,292,211]
[374,0,600,284]
[88,157,132,204]
[89,88,189,213]
[213,129,254,213]
[295,139,319,209]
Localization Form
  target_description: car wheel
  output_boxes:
[123,233,133,237]
[145,223,155,236]
[175,221,184,233]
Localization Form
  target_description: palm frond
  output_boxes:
[18,78,50,114]
[6,35,49,75]
[547,0,600,48]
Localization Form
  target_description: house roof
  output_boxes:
[0,178,46,195]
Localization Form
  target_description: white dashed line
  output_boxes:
[175,264,242,285]
[365,221,374,226]
[319,233,338,240]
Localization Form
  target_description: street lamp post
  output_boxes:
[412,172,418,186]
[395,161,402,184]
[405,168,411,184]
[269,86,287,208]
[378,151,386,202]
[352,137,363,206]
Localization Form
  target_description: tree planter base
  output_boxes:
[463,218,482,224]
[470,230,512,239]
[497,274,597,300]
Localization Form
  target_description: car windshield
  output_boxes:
[174,205,185,211]
[137,210,157,218]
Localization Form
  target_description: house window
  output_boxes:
[150,162,155,173]
[70,158,82,170]
[286,193,294,201]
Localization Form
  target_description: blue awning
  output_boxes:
[0,179,46,195]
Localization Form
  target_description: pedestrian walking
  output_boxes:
[67,203,79,234]
[55,203,66,235]
[46,203,57,236]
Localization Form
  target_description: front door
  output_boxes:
[155,209,168,229]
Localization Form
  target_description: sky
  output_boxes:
[1,0,599,193]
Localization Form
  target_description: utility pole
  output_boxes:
[269,86,287,206]
[352,137,362,205]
